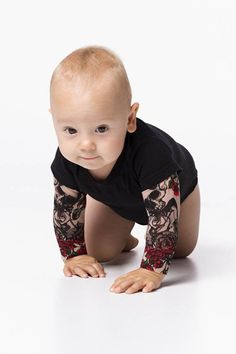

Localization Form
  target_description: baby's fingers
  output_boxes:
[91,262,106,277]
[80,264,105,278]
[63,261,106,278]
[63,263,87,278]
[63,265,73,277]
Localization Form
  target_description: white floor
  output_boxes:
[1,181,235,354]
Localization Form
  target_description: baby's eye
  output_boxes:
[96,126,109,133]
[65,128,77,135]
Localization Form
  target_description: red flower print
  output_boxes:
[171,180,180,196]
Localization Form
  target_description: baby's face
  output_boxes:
[49,78,139,179]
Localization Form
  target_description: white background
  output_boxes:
[0,1,235,354]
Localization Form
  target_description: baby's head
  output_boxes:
[49,45,139,176]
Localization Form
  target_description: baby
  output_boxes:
[49,45,201,294]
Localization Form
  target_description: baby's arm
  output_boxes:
[108,173,180,294]
[52,177,87,262]
[140,173,180,276]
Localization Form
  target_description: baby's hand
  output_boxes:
[110,268,165,294]
[63,255,106,278]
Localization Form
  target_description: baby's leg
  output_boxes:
[84,195,137,262]
[174,183,201,258]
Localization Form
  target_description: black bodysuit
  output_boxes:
[51,117,198,274]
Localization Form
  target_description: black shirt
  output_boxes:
[50,117,198,225]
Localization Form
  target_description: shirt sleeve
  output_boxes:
[53,177,87,262]
[50,147,78,190]
[133,137,183,192]
[140,173,180,275]
[51,148,87,261]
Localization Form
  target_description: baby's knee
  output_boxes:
[174,245,196,258]
[86,245,122,263]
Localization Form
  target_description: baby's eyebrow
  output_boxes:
[57,117,113,124]
[57,119,72,123]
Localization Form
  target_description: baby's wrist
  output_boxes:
[153,271,165,281]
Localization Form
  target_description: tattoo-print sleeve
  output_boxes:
[53,177,87,262]
[140,173,180,276]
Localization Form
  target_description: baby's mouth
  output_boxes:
[81,156,98,160]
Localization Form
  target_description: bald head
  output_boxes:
[50,45,132,113]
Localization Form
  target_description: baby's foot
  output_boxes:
[122,234,139,252]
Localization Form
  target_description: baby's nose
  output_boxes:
[80,139,96,149]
